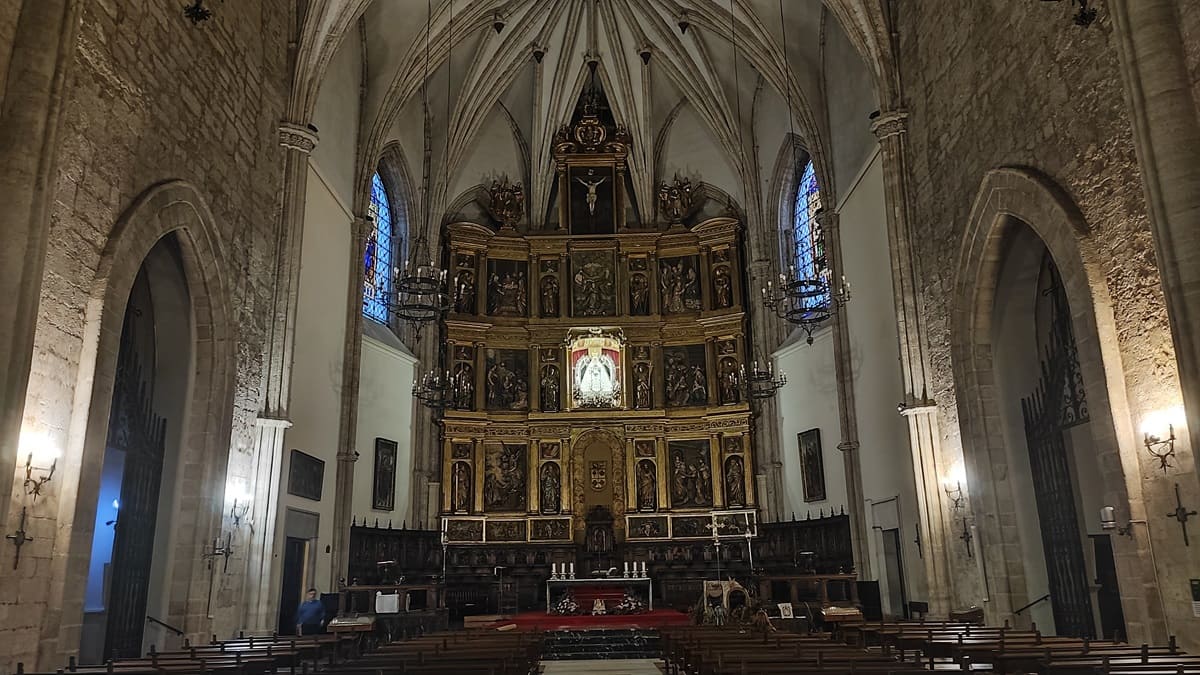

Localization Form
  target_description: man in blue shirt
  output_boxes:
[295,588,326,636]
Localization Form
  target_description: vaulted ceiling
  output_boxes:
[295,0,892,240]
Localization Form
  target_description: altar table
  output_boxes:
[545,577,654,612]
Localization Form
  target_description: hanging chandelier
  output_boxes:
[735,359,787,401]
[760,0,851,346]
[412,367,471,410]
[761,261,851,345]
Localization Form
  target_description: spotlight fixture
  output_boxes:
[532,45,546,64]
[492,11,505,34]
[1099,506,1134,537]
[1039,0,1097,27]
[677,12,690,35]
[638,47,652,65]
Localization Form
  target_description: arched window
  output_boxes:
[363,171,400,323]
[792,160,825,285]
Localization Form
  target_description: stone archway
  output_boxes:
[950,167,1161,638]
[42,181,235,665]
[570,428,627,540]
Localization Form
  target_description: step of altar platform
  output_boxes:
[541,628,663,661]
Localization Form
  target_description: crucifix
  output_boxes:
[1166,482,1197,546]
[6,507,33,570]
[958,519,974,558]
[913,523,923,559]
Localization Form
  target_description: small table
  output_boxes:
[545,577,654,613]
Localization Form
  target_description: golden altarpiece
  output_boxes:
[437,102,758,567]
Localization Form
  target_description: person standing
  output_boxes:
[295,588,326,636]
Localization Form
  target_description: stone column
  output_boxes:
[330,214,372,588]
[242,122,318,631]
[1109,0,1200,461]
[871,110,955,614]
[0,0,83,531]
[819,211,871,579]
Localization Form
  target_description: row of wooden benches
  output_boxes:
[15,633,350,675]
[661,621,1197,674]
[841,620,1197,674]
[15,630,541,675]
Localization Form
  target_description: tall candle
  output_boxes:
[569,562,575,576]
[624,561,630,575]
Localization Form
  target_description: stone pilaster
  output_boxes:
[242,121,318,630]
[819,211,871,578]
[871,111,954,614]
[1109,0,1200,472]
[330,215,371,588]
[0,0,84,533]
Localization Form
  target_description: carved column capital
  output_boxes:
[279,121,319,153]
[870,110,909,140]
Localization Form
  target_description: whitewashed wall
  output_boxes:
[352,335,418,528]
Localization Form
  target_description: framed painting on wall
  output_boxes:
[799,429,826,503]
[372,437,398,511]
[288,449,324,502]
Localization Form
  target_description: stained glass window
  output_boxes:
[792,161,829,310]
[363,172,395,323]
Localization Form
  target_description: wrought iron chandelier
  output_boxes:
[735,360,787,401]
[386,0,452,327]
[761,263,851,344]
[412,367,471,410]
[760,0,851,346]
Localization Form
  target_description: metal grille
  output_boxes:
[1021,266,1094,638]
[103,321,167,660]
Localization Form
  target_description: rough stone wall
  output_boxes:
[898,0,1193,637]
[1,0,289,668]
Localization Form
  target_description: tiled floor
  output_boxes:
[540,659,663,674]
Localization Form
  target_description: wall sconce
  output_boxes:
[226,481,253,529]
[1142,407,1185,472]
[21,431,59,499]
[942,462,967,511]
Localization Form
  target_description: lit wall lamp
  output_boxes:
[1142,407,1185,472]
[21,431,59,499]
[942,463,967,511]
[226,481,253,529]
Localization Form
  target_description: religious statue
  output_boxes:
[540,275,559,317]
[629,273,650,314]
[660,258,698,313]
[634,363,652,409]
[455,270,476,314]
[452,462,471,513]
[572,257,615,316]
[671,456,693,506]
[637,460,657,511]
[540,463,561,514]
[540,365,560,411]
[486,178,525,228]
[667,353,696,403]
[690,365,708,404]
[695,461,713,505]
[713,267,732,309]
[488,269,527,316]
[484,445,526,511]
[657,175,696,224]
[719,358,740,405]
[725,456,745,506]
[486,356,527,410]
[575,175,608,215]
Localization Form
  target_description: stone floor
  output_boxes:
[540,658,663,674]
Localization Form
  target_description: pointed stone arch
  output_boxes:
[45,180,235,662]
[950,166,1163,638]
